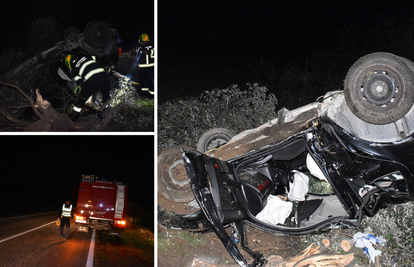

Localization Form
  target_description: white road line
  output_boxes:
[0,221,56,244]
[86,229,96,267]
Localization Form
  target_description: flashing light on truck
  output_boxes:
[75,174,128,236]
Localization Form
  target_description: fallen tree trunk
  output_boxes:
[190,243,355,267]
[293,253,355,267]
[0,82,120,131]
[285,243,354,267]
[0,81,44,127]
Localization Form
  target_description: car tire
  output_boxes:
[344,52,414,125]
[157,145,199,214]
[0,85,25,121]
[197,128,235,152]
[84,20,111,49]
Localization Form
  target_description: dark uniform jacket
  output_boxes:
[69,55,105,84]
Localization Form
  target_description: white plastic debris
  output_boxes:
[256,195,293,225]
[353,232,386,264]
[288,170,309,202]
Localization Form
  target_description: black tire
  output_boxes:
[0,85,25,121]
[344,52,414,125]
[84,20,111,49]
[196,128,235,152]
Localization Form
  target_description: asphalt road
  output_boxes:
[0,212,93,267]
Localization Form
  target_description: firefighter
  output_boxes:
[135,33,154,96]
[58,198,73,242]
[64,53,111,119]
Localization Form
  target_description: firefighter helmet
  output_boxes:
[139,33,150,43]
[65,54,72,69]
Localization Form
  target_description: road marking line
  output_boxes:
[0,221,56,244]
[86,229,96,267]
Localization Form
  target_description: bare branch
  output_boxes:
[0,81,45,120]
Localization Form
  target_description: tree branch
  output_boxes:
[0,81,45,120]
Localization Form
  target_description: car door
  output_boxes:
[182,149,267,267]
[183,149,247,224]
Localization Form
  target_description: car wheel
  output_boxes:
[158,145,200,214]
[0,85,25,121]
[344,52,414,125]
[84,20,111,49]
[196,128,235,152]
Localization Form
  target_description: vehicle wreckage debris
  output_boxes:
[159,53,414,267]
[157,206,211,231]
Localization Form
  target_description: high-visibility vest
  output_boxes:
[62,204,72,217]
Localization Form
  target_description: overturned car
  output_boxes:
[159,52,414,266]
[0,20,122,121]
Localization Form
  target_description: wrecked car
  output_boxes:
[159,52,414,266]
[0,19,122,120]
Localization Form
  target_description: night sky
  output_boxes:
[0,135,154,216]
[158,0,414,104]
[0,0,155,53]
[159,0,414,65]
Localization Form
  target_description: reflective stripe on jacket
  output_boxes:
[62,204,72,217]
[139,48,155,68]
[72,56,105,82]
[138,42,155,68]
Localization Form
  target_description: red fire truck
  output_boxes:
[75,175,128,236]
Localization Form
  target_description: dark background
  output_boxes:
[158,0,414,108]
[0,0,155,54]
[0,135,154,217]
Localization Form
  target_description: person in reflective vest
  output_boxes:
[135,33,154,96]
[64,53,111,119]
[57,198,73,242]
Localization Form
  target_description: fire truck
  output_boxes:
[75,175,128,236]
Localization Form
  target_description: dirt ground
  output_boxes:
[158,223,302,267]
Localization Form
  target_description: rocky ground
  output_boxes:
[157,85,414,267]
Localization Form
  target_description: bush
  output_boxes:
[127,201,154,232]
[158,83,278,153]
[0,16,65,75]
